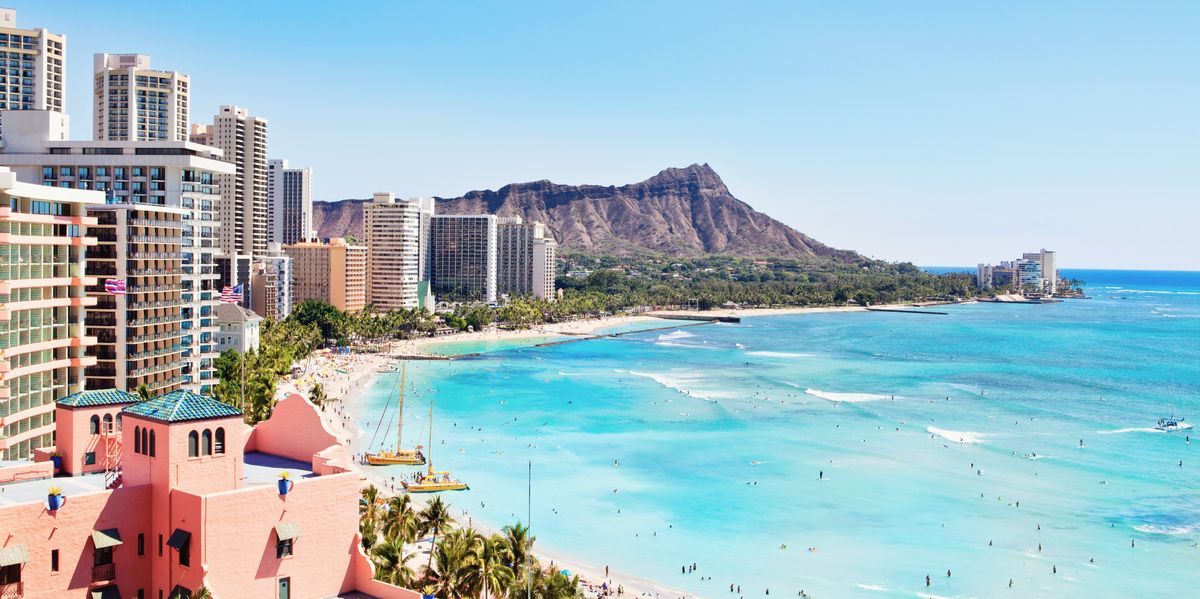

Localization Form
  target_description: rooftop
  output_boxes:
[242,452,314,486]
[215,302,262,324]
[57,389,140,408]
[0,472,106,507]
[123,389,242,423]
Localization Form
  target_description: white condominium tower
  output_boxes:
[362,193,422,310]
[194,105,268,267]
[0,9,66,140]
[497,216,557,300]
[92,53,189,142]
[267,159,312,245]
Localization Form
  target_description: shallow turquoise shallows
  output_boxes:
[356,269,1200,598]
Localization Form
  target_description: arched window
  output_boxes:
[115,414,123,431]
[201,429,212,456]
[215,428,225,454]
[89,415,100,435]
[141,428,149,455]
[134,426,141,454]
[102,414,113,434]
[148,430,156,457]
[187,431,199,458]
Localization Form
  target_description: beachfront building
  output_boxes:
[1017,258,1042,292]
[0,109,235,394]
[215,302,261,353]
[92,53,189,142]
[976,263,994,289]
[991,265,1018,289]
[363,193,423,310]
[0,9,66,143]
[0,168,101,460]
[267,158,312,245]
[429,214,497,304]
[284,237,367,313]
[497,216,558,301]
[250,243,292,321]
[193,106,268,286]
[83,202,190,395]
[0,388,419,598]
[1022,249,1057,294]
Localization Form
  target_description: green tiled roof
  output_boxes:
[57,389,140,408]
[122,389,242,423]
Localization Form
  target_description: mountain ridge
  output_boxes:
[312,164,859,260]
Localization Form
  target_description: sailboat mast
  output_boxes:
[428,401,435,475]
[397,363,406,450]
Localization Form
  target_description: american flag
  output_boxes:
[104,278,126,295]
[220,284,243,304]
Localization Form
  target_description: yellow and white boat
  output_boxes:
[364,363,425,466]
[401,402,468,493]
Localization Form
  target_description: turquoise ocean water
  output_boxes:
[356,269,1200,598]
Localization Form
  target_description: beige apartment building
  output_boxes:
[284,237,366,312]
[84,202,189,395]
[497,216,557,301]
[363,193,422,310]
[0,167,100,460]
[193,105,268,285]
[92,53,189,142]
[0,8,65,142]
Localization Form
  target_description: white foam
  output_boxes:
[1133,524,1198,535]
[747,350,813,359]
[1097,424,1192,434]
[856,583,888,591]
[805,388,891,403]
[927,426,984,444]
[1121,289,1200,296]
[628,370,738,401]
[656,330,696,341]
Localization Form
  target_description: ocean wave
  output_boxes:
[856,583,888,591]
[1121,289,1200,296]
[1098,424,1192,434]
[654,340,720,350]
[927,426,984,444]
[656,330,696,341]
[628,370,738,401]
[1133,523,1198,535]
[747,350,813,359]
[805,388,892,403]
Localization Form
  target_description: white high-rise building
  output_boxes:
[92,53,189,142]
[0,109,234,395]
[497,216,557,301]
[1022,249,1057,294]
[363,193,422,310]
[0,9,66,142]
[976,263,994,289]
[195,105,268,268]
[267,159,312,245]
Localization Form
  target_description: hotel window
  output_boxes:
[90,415,100,434]
[201,429,212,456]
[149,430,156,457]
[51,548,59,572]
[187,430,198,457]
[140,428,148,454]
[276,538,293,558]
[137,533,145,556]
[215,427,225,454]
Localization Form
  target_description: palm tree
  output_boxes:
[421,495,455,571]
[472,533,514,599]
[534,565,583,599]
[309,382,328,409]
[360,517,379,552]
[360,484,383,525]
[426,528,478,599]
[193,588,213,599]
[371,532,416,587]
[135,383,153,401]
[385,494,422,545]
[502,522,536,590]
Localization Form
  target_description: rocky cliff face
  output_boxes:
[313,164,856,259]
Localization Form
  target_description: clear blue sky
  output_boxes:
[18,1,1200,269]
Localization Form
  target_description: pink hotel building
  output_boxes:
[0,387,420,599]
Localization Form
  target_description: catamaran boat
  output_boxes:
[1156,415,1188,432]
[364,363,426,466]
[401,401,468,493]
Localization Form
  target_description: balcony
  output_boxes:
[91,563,115,582]
[0,581,22,599]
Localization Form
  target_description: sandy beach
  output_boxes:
[393,314,664,357]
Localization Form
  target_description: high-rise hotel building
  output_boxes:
[193,106,267,287]
[84,203,189,394]
[429,214,497,304]
[0,167,101,460]
[284,238,367,313]
[0,110,235,394]
[363,193,423,310]
[0,9,65,142]
[267,158,312,245]
[497,216,557,300]
[92,53,189,142]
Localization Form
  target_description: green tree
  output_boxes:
[421,495,455,571]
